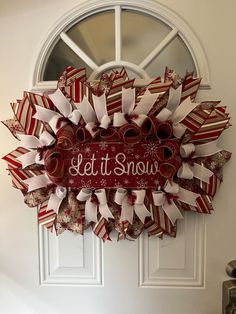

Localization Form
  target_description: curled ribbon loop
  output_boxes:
[77,189,114,222]
[47,186,67,214]
[75,126,92,143]
[44,148,65,185]
[118,124,142,144]
[18,131,55,168]
[56,125,76,150]
[157,141,182,178]
[33,88,81,133]
[114,189,151,223]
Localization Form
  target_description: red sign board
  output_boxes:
[45,141,181,190]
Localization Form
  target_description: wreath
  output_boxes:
[2,66,231,241]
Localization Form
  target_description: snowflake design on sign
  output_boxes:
[142,142,159,159]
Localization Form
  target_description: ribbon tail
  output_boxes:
[122,87,135,114]
[92,93,111,129]
[191,163,214,183]
[166,85,182,112]
[134,204,151,223]
[177,162,194,179]
[173,123,186,138]
[47,193,63,214]
[177,187,199,206]
[162,201,183,225]
[69,110,81,125]
[48,88,72,117]
[17,150,38,168]
[18,134,41,148]
[77,95,97,124]
[85,199,98,222]
[133,90,163,115]
[99,203,114,221]
[23,174,51,192]
[172,97,200,124]
[156,108,172,121]
[113,112,127,127]
[194,140,222,157]
[120,198,133,223]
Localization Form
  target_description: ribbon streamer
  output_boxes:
[33,88,81,133]
[47,186,67,214]
[152,181,198,225]
[92,93,111,129]
[114,189,151,223]
[156,96,200,138]
[18,131,55,168]
[77,189,114,222]
[75,96,98,137]
[113,88,162,128]
[23,173,52,192]
[177,142,219,182]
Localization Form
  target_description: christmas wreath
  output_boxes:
[2,66,231,241]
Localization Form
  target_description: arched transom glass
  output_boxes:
[43,5,196,82]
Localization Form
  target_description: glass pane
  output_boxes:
[43,40,92,81]
[146,35,196,77]
[121,9,171,65]
[67,11,115,66]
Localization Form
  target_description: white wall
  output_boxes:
[0,1,236,313]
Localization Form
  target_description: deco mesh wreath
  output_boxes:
[2,66,231,241]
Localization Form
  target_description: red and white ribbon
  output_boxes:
[47,186,67,214]
[177,141,221,182]
[17,131,55,168]
[77,188,114,222]
[33,88,81,133]
[156,88,199,137]
[114,189,151,223]
[23,173,52,192]
[113,88,162,127]
[152,181,198,225]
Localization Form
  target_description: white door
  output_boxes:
[0,1,235,314]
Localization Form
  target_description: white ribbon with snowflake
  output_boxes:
[113,88,163,127]
[152,181,199,225]
[177,141,221,182]
[17,131,55,168]
[114,189,151,223]
[77,188,114,222]
[33,88,81,133]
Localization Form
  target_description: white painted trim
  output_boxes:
[38,226,104,286]
[89,60,150,80]
[60,32,99,71]
[31,0,211,90]
[115,5,121,62]
[139,28,178,69]
[138,213,206,288]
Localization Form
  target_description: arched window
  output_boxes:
[32,1,210,89]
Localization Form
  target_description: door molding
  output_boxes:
[31,0,211,91]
